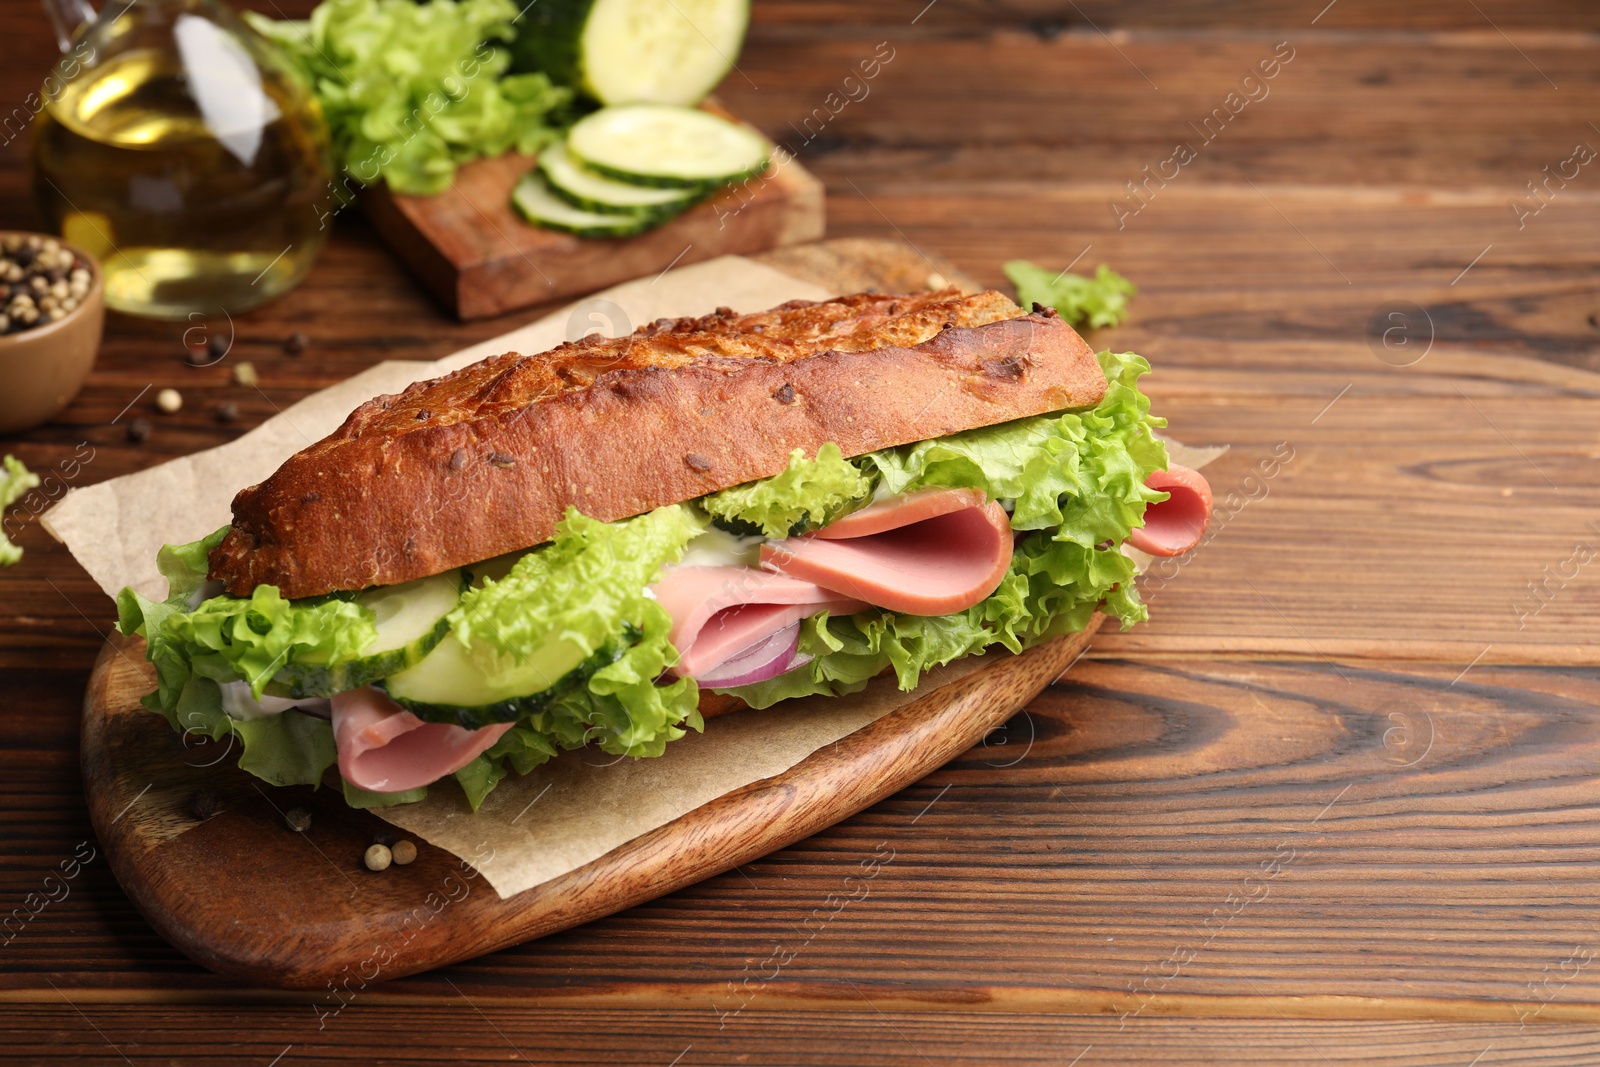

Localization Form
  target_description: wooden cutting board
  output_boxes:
[362,104,825,320]
[81,622,1099,989]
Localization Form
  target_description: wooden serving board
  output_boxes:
[82,621,1100,989]
[362,105,825,320]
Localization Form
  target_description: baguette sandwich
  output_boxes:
[116,288,1212,810]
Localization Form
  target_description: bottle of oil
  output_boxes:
[32,0,333,320]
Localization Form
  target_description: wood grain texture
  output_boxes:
[13,655,1600,1019]
[727,27,1600,190]
[80,623,1099,988]
[8,1008,1600,1067]
[363,117,824,319]
[750,0,1600,33]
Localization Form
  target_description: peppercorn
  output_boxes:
[372,830,397,848]
[207,333,228,362]
[191,791,220,820]
[233,361,258,387]
[0,239,91,336]
[391,839,417,865]
[214,400,239,423]
[284,331,309,355]
[126,416,152,443]
[364,844,392,872]
[284,807,312,833]
[156,388,182,414]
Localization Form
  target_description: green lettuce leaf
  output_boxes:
[116,526,231,712]
[451,504,705,763]
[246,0,572,196]
[116,527,344,797]
[117,525,376,704]
[453,504,703,662]
[1003,261,1136,329]
[699,443,873,538]
[0,454,41,566]
[454,754,507,811]
[145,674,337,789]
[343,779,428,809]
[235,706,339,787]
[487,720,560,775]
[170,587,377,700]
[727,350,1167,708]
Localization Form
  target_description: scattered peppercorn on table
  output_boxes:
[6,2,1600,1063]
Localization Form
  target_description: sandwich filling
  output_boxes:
[117,349,1209,809]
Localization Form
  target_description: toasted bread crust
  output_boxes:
[210,290,1106,598]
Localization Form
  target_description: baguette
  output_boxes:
[209,289,1106,599]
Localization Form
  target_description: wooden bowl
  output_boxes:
[0,233,103,435]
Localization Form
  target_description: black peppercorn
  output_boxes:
[190,791,220,820]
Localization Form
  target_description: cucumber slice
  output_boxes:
[567,105,769,188]
[383,631,630,730]
[513,0,751,107]
[539,140,702,216]
[512,173,670,237]
[268,571,461,699]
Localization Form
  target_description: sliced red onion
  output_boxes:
[696,622,801,688]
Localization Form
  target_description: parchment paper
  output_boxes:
[45,258,1219,899]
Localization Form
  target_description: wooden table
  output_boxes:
[5,1,1600,1062]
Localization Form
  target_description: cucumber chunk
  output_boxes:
[539,140,703,216]
[268,571,461,699]
[512,173,672,237]
[383,631,631,730]
[566,105,769,188]
[513,0,751,107]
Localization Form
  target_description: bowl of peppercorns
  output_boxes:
[0,232,103,434]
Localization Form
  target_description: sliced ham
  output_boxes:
[762,488,1014,617]
[652,565,866,679]
[1127,463,1213,557]
[811,487,989,540]
[331,687,512,794]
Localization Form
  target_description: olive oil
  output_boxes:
[32,43,332,320]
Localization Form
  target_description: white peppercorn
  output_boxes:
[364,843,392,871]
[156,388,182,414]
